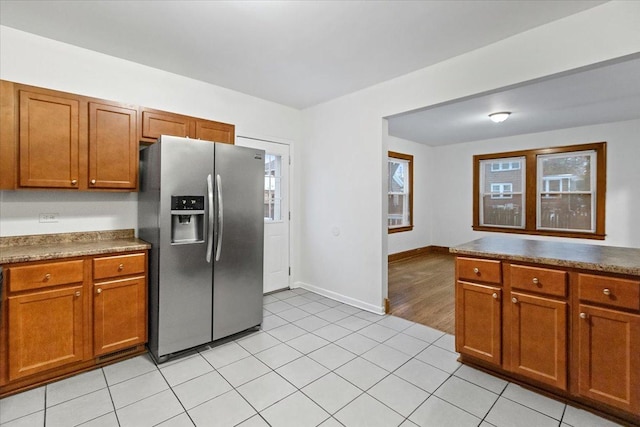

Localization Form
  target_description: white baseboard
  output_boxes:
[293,281,385,315]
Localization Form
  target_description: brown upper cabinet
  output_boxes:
[89,102,138,189]
[0,80,235,190]
[139,107,235,145]
[1,81,138,191]
[19,90,82,189]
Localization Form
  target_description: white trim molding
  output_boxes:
[293,281,386,315]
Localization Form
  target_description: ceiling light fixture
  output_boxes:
[489,112,511,123]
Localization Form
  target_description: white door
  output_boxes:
[236,137,290,293]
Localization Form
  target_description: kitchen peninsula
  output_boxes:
[451,236,640,425]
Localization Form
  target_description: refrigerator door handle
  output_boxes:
[206,174,214,263]
[215,174,224,261]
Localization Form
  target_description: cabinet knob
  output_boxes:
[71,179,77,185]
[90,179,96,185]
[580,312,587,319]
[75,291,81,297]
[532,277,539,285]
[44,273,51,281]
[492,292,498,299]
[118,263,124,271]
[473,267,479,274]
[97,288,102,294]
[602,288,611,296]
[511,297,518,304]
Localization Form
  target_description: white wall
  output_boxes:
[0,26,301,238]
[431,119,640,248]
[297,1,640,312]
[386,135,433,255]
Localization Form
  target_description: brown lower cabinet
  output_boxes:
[8,285,85,381]
[508,292,567,390]
[578,304,640,413]
[455,281,502,365]
[0,251,148,397]
[455,256,640,425]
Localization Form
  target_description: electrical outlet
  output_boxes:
[39,213,59,223]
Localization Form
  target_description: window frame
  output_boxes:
[388,151,414,234]
[473,142,606,240]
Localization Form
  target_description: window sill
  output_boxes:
[388,226,413,234]
[471,225,605,240]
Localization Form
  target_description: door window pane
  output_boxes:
[264,154,282,221]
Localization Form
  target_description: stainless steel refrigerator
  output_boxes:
[139,135,264,363]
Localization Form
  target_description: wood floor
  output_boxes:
[388,251,455,335]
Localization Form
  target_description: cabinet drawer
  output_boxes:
[578,274,640,311]
[457,257,502,284]
[510,264,567,297]
[93,253,145,280]
[8,260,84,292]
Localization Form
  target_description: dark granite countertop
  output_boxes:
[0,229,151,264]
[450,236,640,276]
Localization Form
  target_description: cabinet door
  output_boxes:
[0,80,16,189]
[93,276,146,356]
[89,102,138,189]
[578,304,640,413]
[140,109,190,143]
[8,286,84,380]
[19,91,80,188]
[194,119,235,144]
[510,292,567,390]
[456,281,502,365]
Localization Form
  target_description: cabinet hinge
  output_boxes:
[288,267,291,276]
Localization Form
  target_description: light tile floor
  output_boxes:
[0,288,624,427]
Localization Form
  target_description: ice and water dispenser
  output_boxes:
[170,196,205,244]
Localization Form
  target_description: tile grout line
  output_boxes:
[154,365,198,427]
[100,368,120,427]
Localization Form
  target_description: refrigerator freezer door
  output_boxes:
[157,136,215,357]
[213,143,264,340]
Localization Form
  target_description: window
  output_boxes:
[537,150,596,233]
[264,153,282,221]
[473,142,606,239]
[479,156,525,228]
[388,151,413,233]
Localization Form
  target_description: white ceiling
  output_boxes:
[2,0,635,146]
[0,0,605,110]
[387,56,640,145]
